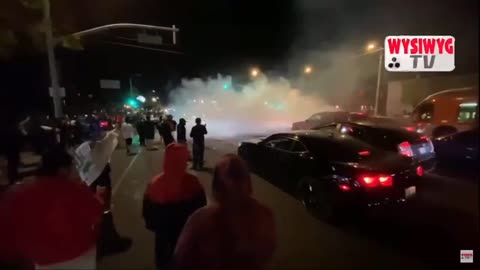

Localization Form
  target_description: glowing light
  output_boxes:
[200,99,204,104]
[304,65,312,74]
[152,97,157,102]
[136,95,146,103]
[367,43,376,51]
[459,102,477,107]
[250,68,259,77]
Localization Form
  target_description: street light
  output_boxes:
[304,65,313,74]
[367,43,376,51]
[361,42,384,116]
[250,68,259,78]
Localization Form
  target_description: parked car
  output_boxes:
[433,128,478,170]
[291,111,369,130]
[313,122,436,172]
[237,130,422,221]
[353,116,420,133]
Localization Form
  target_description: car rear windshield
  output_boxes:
[302,136,380,162]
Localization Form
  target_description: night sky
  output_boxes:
[1,0,478,116]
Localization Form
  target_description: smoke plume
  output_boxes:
[168,74,332,138]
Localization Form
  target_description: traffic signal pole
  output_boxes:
[42,0,180,118]
[43,0,63,118]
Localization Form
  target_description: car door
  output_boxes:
[278,139,312,190]
[262,137,295,184]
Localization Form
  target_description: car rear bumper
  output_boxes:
[338,184,418,209]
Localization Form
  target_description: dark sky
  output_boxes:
[1,0,478,115]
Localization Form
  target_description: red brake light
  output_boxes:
[378,176,393,186]
[398,141,414,157]
[359,174,393,188]
[100,121,108,128]
[338,184,351,191]
[416,166,424,176]
[358,150,370,156]
[405,126,416,132]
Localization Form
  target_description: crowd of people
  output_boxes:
[121,114,208,171]
[0,111,277,270]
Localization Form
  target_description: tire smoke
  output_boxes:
[168,74,332,138]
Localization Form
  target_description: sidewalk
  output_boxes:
[0,152,41,186]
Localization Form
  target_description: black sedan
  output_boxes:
[433,128,478,170]
[238,130,422,221]
[313,122,436,172]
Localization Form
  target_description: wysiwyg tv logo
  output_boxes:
[384,35,455,72]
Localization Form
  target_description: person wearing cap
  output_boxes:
[0,146,103,269]
[177,118,187,144]
[143,143,206,269]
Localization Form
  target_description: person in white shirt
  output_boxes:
[120,120,136,155]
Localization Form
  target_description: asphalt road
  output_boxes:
[98,138,479,270]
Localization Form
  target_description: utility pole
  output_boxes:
[374,52,383,116]
[42,10,180,118]
[43,0,63,118]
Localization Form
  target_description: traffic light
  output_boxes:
[126,98,139,108]
[223,83,229,90]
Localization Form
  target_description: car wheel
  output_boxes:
[297,178,342,223]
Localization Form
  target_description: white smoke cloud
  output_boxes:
[168,74,332,138]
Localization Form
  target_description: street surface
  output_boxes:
[97,136,478,270]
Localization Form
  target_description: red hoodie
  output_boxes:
[145,144,204,204]
[143,143,206,235]
[0,176,102,266]
[174,154,276,270]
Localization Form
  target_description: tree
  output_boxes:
[0,0,114,59]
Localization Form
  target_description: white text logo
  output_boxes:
[384,35,455,72]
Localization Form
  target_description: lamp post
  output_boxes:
[364,43,384,116]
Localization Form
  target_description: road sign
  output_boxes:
[137,33,163,45]
[49,87,65,97]
[100,79,121,89]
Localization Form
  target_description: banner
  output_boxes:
[73,131,118,185]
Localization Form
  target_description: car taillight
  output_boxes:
[100,121,108,128]
[398,141,414,157]
[416,166,424,176]
[338,184,351,191]
[358,174,393,188]
[358,150,370,156]
[405,126,416,132]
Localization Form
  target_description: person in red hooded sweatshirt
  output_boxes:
[143,143,206,270]
[173,154,276,270]
[0,146,103,270]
